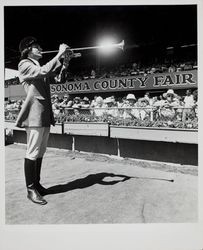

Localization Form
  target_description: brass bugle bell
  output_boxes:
[41,40,125,54]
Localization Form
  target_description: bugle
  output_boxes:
[41,40,125,54]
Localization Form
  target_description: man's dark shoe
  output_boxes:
[27,185,47,205]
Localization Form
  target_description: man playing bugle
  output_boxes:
[16,37,70,205]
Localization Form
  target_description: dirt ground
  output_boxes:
[5,143,198,224]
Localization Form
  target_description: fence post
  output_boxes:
[150,108,154,122]
[61,122,64,134]
[117,138,120,157]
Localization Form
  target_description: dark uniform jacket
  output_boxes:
[15,57,61,128]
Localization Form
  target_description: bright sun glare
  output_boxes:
[98,38,117,54]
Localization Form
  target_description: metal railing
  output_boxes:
[5,106,198,129]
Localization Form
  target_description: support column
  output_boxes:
[117,138,120,157]
[72,136,75,152]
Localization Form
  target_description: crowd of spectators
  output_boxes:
[69,60,197,81]
[5,89,198,128]
[5,60,197,86]
[50,89,197,123]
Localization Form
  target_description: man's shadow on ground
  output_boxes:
[46,172,131,195]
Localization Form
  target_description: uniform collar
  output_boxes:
[27,57,40,66]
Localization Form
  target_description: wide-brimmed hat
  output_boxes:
[104,97,114,103]
[83,96,89,102]
[166,89,175,96]
[74,96,81,100]
[19,36,38,53]
[166,89,175,95]
[126,94,136,100]
[52,94,58,98]
[96,96,103,103]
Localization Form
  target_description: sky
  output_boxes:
[4,5,197,70]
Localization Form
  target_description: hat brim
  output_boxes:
[19,36,38,53]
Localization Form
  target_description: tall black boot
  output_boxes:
[35,158,48,196]
[24,158,47,205]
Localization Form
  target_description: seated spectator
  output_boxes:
[117,97,124,108]
[176,66,182,72]
[110,96,118,107]
[152,95,166,120]
[138,69,146,76]
[51,94,60,104]
[52,94,61,110]
[148,67,156,74]
[132,62,137,69]
[5,99,25,120]
[94,96,105,117]
[159,89,179,119]
[104,97,119,118]
[53,105,61,116]
[13,99,23,110]
[158,94,164,101]
[80,97,90,108]
[168,65,175,72]
[130,62,138,75]
[175,96,185,121]
[161,65,168,73]
[143,92,152,104]
[90,69,96,79]
[123,94,139,119]
[182,89,195,122]
[163,89,179,106]
[184,89,195,108]
[153,94,167,107]
[151,96,158,105]
[72,97,82,108]
[90,95,98,108]
[184,62,193,71]
[116,97,125,117]
[51,95,62,116]
[60,94,73,108]
[137,97,151,120]
[5,100,15,110]
[179,63,185,71]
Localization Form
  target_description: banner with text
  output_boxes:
[50,70,197,95]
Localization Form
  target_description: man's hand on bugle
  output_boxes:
[56,43,70,59]
[62,51,72,69]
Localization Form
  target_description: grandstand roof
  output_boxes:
[5,68,19,80]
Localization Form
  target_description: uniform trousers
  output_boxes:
[25,127,50,161]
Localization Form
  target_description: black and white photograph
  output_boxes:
[1,1,203,249]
